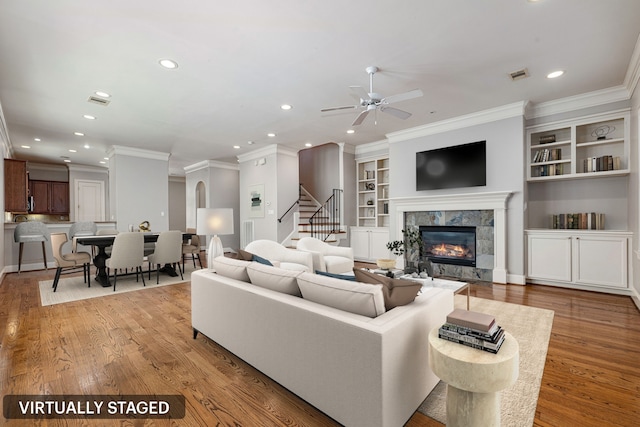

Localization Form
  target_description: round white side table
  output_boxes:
[428,327,519,427]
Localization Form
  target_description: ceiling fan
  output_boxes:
[321,66,423,126]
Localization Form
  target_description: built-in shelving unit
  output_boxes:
[525,109,632,295]
[357,156,389,227]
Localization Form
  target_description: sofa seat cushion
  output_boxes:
[296,272,386,318]
[212,256,251,282]
[247,262,303,296]
[353,269,422,310]
[323,255,354,274]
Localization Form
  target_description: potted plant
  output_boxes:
[386,228,430,274]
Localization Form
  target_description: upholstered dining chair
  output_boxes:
[148,230,183,284]
[50,232,92,292]
[14,221,50,273]
[105,232,146,291]
[182,228,202,270]
[69,221,97,255]
[95,228,119,256]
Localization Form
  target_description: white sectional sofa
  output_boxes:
[191,257,454,427]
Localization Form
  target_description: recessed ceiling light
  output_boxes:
[104,157,109,160]
[95,91,111,98]
[84,144,90,149]
[305,143,312,147]
[34,138,41,142]
[233,145,240,149]
[99,161,106,164]
[159,59,178,69]
[74,132,84,136]
[547,70,564,79]
[347,129,355,134]
[64,159,71,163]
[280,104,292,110]
[69,149,77,153]
[21,145,30,149]
[83,114,96,120]
[247,141,254,145]
[267,133,276,137]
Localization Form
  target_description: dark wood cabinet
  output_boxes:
[4,159,28,212]
[28,180,69,214]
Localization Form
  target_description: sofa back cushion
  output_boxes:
[353,269,422,310]
[246,262,303,296]
[212,256,251,282]
[296,272,386,318]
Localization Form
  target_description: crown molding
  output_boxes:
[525,86,630,120]
[354,139,388,156]
[387,101,527,144]
[27,162,68,173]
[107,145,170,161]
[184,160,239,174]
[236,144,298,163]
[624,33,640,98]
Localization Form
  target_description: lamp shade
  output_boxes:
[196,208,234,236]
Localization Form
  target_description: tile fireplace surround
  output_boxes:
[390,192,512,284]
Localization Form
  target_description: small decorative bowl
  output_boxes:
[376,259,396,270]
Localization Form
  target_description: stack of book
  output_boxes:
[438,309,505,354]
[582,155,621,173]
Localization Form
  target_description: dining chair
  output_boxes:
[148,230,183,284]
[182,228,202,270]
[69,221,98,255]
[14,221,50,273]
[50,232,92,292]
[105,232,146,291]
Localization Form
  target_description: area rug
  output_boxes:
[418,294,554,427]
[39,264,196,306]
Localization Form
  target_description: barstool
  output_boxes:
[14,221,50,273]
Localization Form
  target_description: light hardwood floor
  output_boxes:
[1,264,639,426]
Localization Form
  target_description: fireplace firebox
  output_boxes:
[419,225,476,267]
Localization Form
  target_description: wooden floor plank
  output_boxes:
[0,267,639,426]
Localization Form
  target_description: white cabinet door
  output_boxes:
[574,235,628,289]
[527,233,572,282]
[351,227,370,260]
[369,228,390,260]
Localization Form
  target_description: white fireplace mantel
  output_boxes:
[389,191,513,284]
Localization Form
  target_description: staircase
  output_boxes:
[290,189,346,247]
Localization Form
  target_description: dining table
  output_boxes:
[75,232,192,287]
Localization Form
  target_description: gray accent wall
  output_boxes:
[389,115,526,279]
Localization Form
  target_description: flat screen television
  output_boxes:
[416,140,486,191]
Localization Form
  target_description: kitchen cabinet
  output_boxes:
[4,159,28,212]
[29,180,69,214]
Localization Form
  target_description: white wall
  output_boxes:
[108,148,169,232]
[388,115,526,278]
[630,87,640,304]
[168,176,186,231]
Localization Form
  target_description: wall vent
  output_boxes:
[87,96,110,106]
[509,68,529,81]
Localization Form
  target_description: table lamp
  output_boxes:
[197,208,234,268]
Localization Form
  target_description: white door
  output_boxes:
[75,179,105,222]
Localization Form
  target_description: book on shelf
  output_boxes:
[582,155,621,173]
[532,148,561,163]
[551,212,605,230]
[446,308,495,333]
[535,163,563,177]
[438,326,505,354]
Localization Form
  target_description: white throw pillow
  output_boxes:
[212,256,251,282]
[296,272,386,318]
[246,262,303,296]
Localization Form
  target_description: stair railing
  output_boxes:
[278,184,303,223]
[309,189,343,241]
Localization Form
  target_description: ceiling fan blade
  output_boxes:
[321,105,357,112]
[349,85,370,102]
[352,109,370,126]
[381,89,423,105]
[380,106,412,120]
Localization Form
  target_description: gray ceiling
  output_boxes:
[1,1,639,175]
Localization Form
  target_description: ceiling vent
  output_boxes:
[87,96,110,106]
[509,68,529,81]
